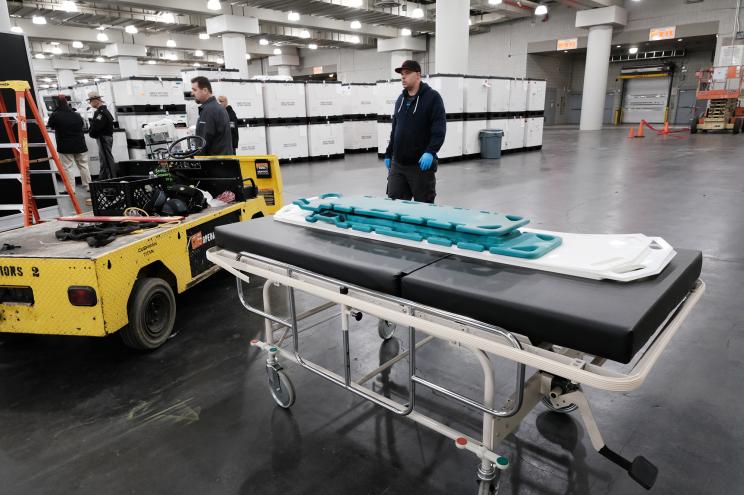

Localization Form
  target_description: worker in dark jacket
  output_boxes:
[87,91,117,180]
[47,95,91,192]
[191,76,233,156]
[384,60,446,204]
[218,95,239,154]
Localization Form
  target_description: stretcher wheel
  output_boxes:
[541,395,578,413]
[378,319,397,340]
[121,277,176,350]
[268,369,296,409]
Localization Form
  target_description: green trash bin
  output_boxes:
[479,129,503,159]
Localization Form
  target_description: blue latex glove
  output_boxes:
[419,152,434,171]
[384,157,391,170]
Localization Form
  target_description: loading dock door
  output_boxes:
[621,77,671,124]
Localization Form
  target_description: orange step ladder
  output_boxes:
[0,80,81,227]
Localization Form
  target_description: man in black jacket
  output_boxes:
[218,95,239,154]
[87,91,117,180]
[191,77,233,156]
[47,96,91,192]
[384,60,446,204]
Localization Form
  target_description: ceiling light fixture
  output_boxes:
[147,60,157,64]
[95,56,105,62]
[193,62,201,67]
[300,30,311,39]
[35,53,46,59]
[125,25,138,34]
[159,12,175,23]
[166,39,177,47]
[51,41,60,46]
[97,32,109,42]
[195,49,204,56]
[350,20,361,29]
[60,1,78,12]
[79,78,89,83]
[43,77,52,83]
[199,33,210,40]
[32,16,47,25]
[534,4,548,15]
[488,0,502,4]
[259,38,269,45]
[72,41,84,48]
[103,75,113,79]
[246,53,251,60]
[11,25,23,33]
[629,46,638,54]
[411,8,424,18]
[216,57,224,64]
[401,28,411,36]
[288,11,300,21]
[308,43,318,50]
[273,48,282,55]
[207,0,221,11]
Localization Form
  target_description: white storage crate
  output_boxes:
[111,78,184,107]
[266,124,309,160]
[307,121,345,157]
[305,82,343,117]
[505,118,526,150]
[377,121,392,154]
[262,81,306,119]
[343,120,377,150]
[524,117,544,147]
[463,77,489,114]
[437,120,463,159]
[462,119,488,156]
[487,78,510,114]
[212,80,264,119]
[238,125,268,155]
[508,79,528,113]
[375,80,402,117]
[527,80,546,112]
[426,75,464,114]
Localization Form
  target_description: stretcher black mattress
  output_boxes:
[215,218,702,364]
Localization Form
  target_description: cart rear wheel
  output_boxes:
[378,319,397,340]
[121,277,176,350]
[690,118,698,134]
[268,369,295,408]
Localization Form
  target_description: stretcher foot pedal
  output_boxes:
[599,446,658,490]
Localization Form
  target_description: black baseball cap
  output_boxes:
[394,60,421,74]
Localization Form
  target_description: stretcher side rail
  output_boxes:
[206,247,705,393]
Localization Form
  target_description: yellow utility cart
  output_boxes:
[0,153,282,349]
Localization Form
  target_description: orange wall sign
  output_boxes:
[556,38,578,50]
[649,26,676,41]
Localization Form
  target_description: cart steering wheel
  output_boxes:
[168,135,206,159]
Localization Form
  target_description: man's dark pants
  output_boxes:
[386,159,437,203]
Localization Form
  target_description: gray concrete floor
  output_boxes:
[1,127,742,494]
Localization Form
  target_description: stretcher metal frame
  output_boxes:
[206,246,705,493]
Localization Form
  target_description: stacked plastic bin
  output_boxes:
[342,83,377,153]
[263,80,308,162]
[305,81,345,160]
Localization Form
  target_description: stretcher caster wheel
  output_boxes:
[268,369,295,409]
[121,277,176,350]
[541,395,578,413]
[378,319,396,340]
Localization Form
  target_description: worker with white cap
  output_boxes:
[87,91,117,179]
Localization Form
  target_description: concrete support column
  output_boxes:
[579,25,613,131]
[0,0,10,33]
[56,69,76,88]
[435,0,469,74]
[222,33,249,77]
[118,56,139,77]
[276,66,292,77]
[390,50,412,75]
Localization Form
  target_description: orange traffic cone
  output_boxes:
[636,122,645,138]
[628,127,636,138]
[661,121,670,135]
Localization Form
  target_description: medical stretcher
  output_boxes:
[206,216,703,493]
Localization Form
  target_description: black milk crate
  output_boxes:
[90,175,164,216]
